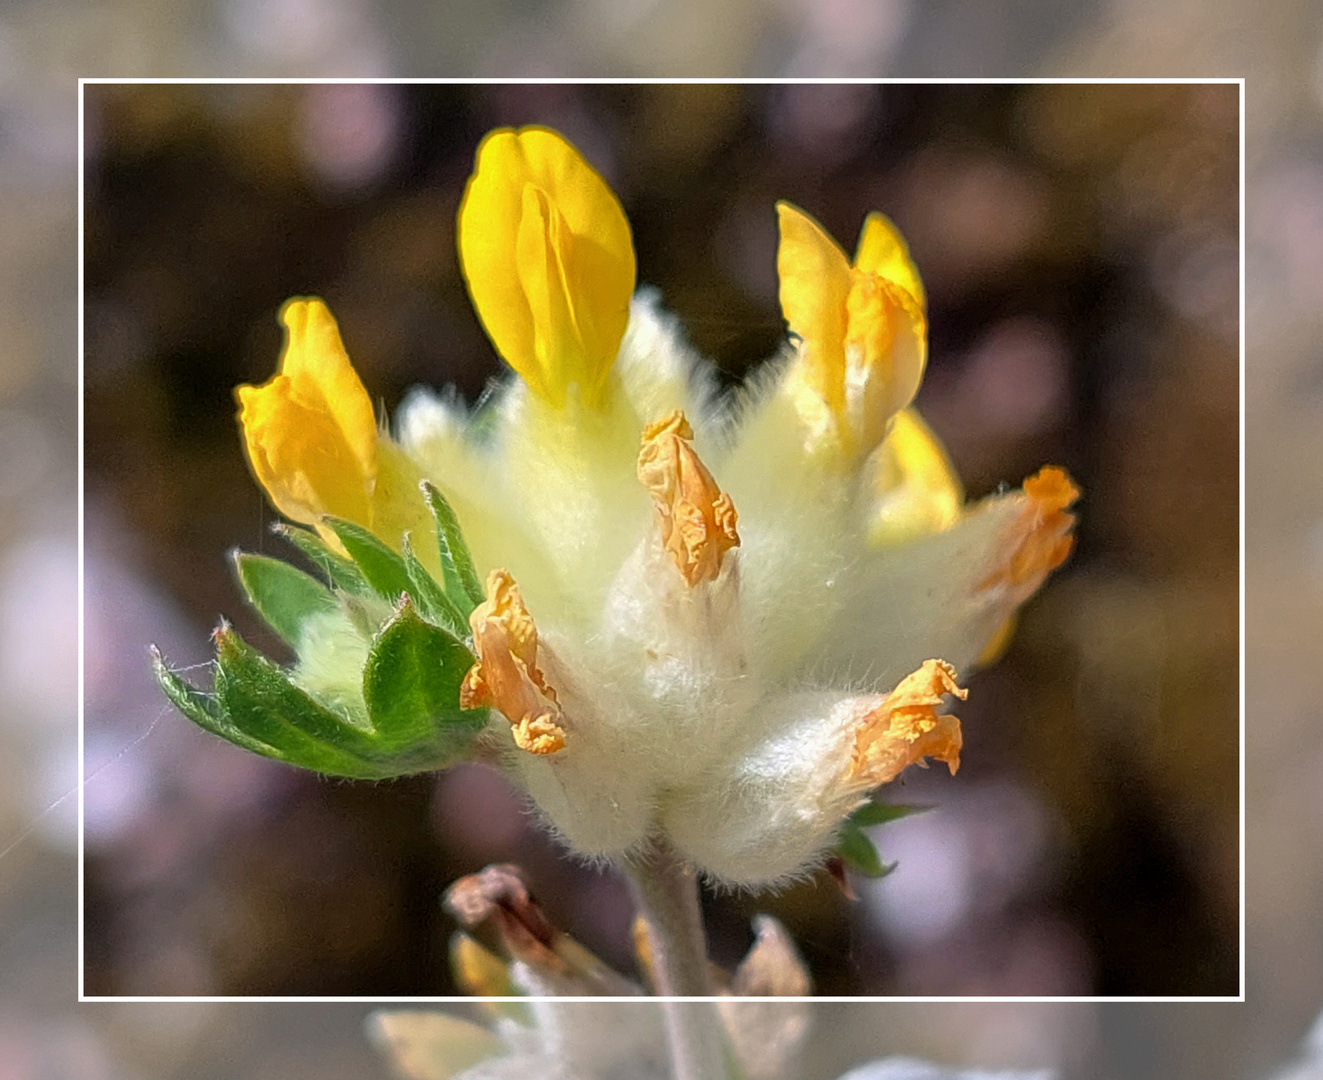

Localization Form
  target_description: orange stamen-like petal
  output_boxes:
[982,466,1081,592]
[850,659,967,786]
[461,569,566,755]
[637,410,740,587]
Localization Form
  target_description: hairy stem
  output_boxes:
[623,835,712,996]
[623,837,728,1080]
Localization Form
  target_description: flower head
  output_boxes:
[158,126,1079,890]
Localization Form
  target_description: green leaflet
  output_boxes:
[233,551,339,648]
[272,522,370,594]
[835,818,897,878]
[847,801,931,829]
[422,482,484,614]
[323,517,415,601]
[213,624,399,778]
[151,647,279,759]
[400,533,469,639]
[835,801,928,878]
[362,596,487,759]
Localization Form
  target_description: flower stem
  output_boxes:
[623,837,729,1080]
[624,836,712,996]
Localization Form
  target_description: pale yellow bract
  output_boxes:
[457,126,636,410]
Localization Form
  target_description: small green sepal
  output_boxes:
[323,517,415,601]
[272,523,370,594]
[847,801,932,829]
[836,818,896,878]
[421,482,484,614]
[834,800,928,878]
[232,551,339,647]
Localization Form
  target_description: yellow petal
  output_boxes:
[775,201,851,423]
[461,569,566,755]
[637,410,740,587]
[776,202,927,461]
[850,659,967,786]
[236,298,378,530]
[853,211,925,312]
[868,407,964,547]
[458,127,636,409]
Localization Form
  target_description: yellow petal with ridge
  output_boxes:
[458,127,636,409]
[776,201,851,421]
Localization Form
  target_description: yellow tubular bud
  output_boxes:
[868,407,965,547]
[236,298,378,532]
[850,659,967,787]
[457,127,636,409]
[776,202,928,462]
[461,569,566,755]
[637,410,740,587]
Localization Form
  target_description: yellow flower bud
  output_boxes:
[237,298,379,532]
[776,202,927,462]
[237,298,438,566]
[458,127,636,410]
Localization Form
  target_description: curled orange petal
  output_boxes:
[982,466,1081,592]
[461,569,566,755]
[850,659,967,786]
[637,410,740,587]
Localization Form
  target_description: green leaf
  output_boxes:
[400,533,469,639]
[362,597,487,762]
[151,647,280,759]
[836,819,897,879]
[273,523,369,593]
[233,551,339,647]
[847,801,932,829]
[422,482,484,613]
[214,623,397,778]
[323,517,414,601]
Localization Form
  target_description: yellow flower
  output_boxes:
[457,126,636,410]
[776,202,927,462]
[236,298,435,564]
[237,297,379,531]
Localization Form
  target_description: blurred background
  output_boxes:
[80,80,1239,1001]
[0,0,1310,1077]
